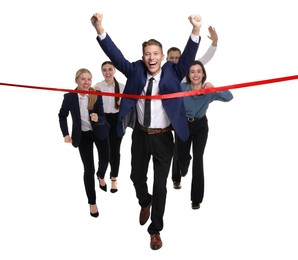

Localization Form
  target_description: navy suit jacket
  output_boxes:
[96,34,200,141]
[58,92,110,148]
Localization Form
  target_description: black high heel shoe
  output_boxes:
[98,178,107,192]
[110,179,118,193]
[90,204,99,218]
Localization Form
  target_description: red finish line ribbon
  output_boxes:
[1,75,297,99]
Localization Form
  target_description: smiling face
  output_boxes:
[75,71,92,92]
[186,60,207,88]
[142,39,164,76]
[101,62,115,83]
[188,64,204,85]
[166,50,181,64]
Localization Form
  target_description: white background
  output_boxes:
[0,0,298,259]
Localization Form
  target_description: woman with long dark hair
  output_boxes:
[94,61,125,193]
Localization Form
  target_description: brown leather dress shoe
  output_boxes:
[150,234,163,250]
[139,201,152,225]
[173,181,181,189]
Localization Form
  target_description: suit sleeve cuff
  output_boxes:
[190,34,200,43]
[98,31,107,40]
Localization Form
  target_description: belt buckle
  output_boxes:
[147,128,155,134]
[187,117,195,122]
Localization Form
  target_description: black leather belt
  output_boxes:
[138,125,172,134]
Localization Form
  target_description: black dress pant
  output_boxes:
[130,126,174,234]
[105,113,123,178]
[78,130,110,205]
[175,116,208,203]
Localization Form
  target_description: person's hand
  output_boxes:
[189,15,202,27]
[90,113,99,123]
[188,15,202,36]
[91,13,104,35]
[207,26,218,46]
[203,82,214,89]
[64,135,72,143]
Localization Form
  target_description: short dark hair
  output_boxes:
[167,47,181,55]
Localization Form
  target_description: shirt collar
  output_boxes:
[78,93,88,99]
[147,70,161,82]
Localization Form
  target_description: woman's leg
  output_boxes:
[78,131,96,205]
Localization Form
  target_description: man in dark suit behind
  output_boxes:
[91,12,202,250]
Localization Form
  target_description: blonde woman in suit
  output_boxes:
[58,68,110,218]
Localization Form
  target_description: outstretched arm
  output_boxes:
[198,26,218,65]
[90,13,131,78]
[91,13,104,35]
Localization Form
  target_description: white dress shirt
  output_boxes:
[137,71,170,129]
[78,94,92,131]
[94,80,125,113]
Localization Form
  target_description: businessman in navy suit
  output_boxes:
[91,13,202,250]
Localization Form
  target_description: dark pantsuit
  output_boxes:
[172,136,191,184]
[105,113,123,178]
[130,126,174,235]
[175,115,208,203]
[78,130,110,205]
